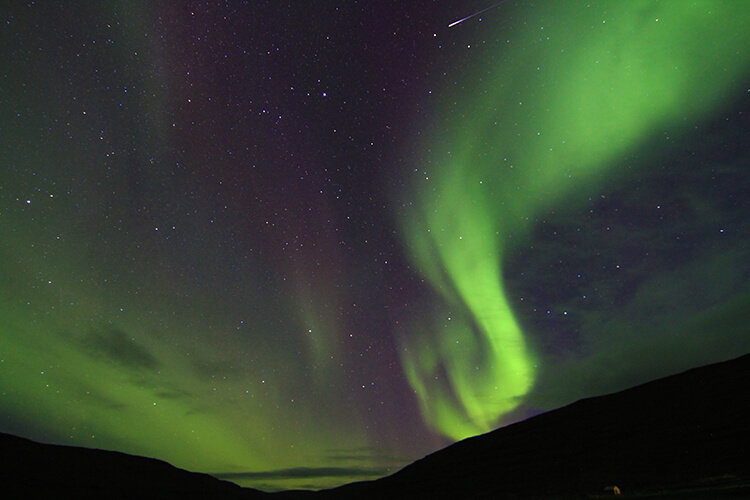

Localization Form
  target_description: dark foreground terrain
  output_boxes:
[301,352,750,500]
[3,353,749,499]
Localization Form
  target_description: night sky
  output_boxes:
[2,0,750,492]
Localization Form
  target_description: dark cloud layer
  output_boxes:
[81,326,159,371]
[215,466,392,481]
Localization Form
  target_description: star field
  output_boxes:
[2,1,750,492]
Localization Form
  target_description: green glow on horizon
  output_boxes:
[401,0,750,440]
[1,5,377,492]
[0,275,369,490]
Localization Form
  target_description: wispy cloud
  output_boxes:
[80,326,159,371]
[214,465,392,481]
[314,446,412,466]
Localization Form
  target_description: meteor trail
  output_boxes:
[448,1,507,28]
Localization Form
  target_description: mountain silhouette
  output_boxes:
[0,432,268,499]
[2,353,749,499]
[282,353,750,499]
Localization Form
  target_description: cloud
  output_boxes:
[154,388,193,401]
[214,465,392,481]
[80,326,159,371]
[320,446,412,466]
[526,293,750,411]
[507,126,750,415]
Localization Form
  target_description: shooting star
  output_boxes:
[448,1,507,28]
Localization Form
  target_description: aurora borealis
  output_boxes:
[2,1,750,493]
[399,0,750,441]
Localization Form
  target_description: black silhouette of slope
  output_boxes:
[280,353,750,499]
[2,354,749,499]
[0,432,268,499]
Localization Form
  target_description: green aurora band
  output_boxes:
[401,1,750,440]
